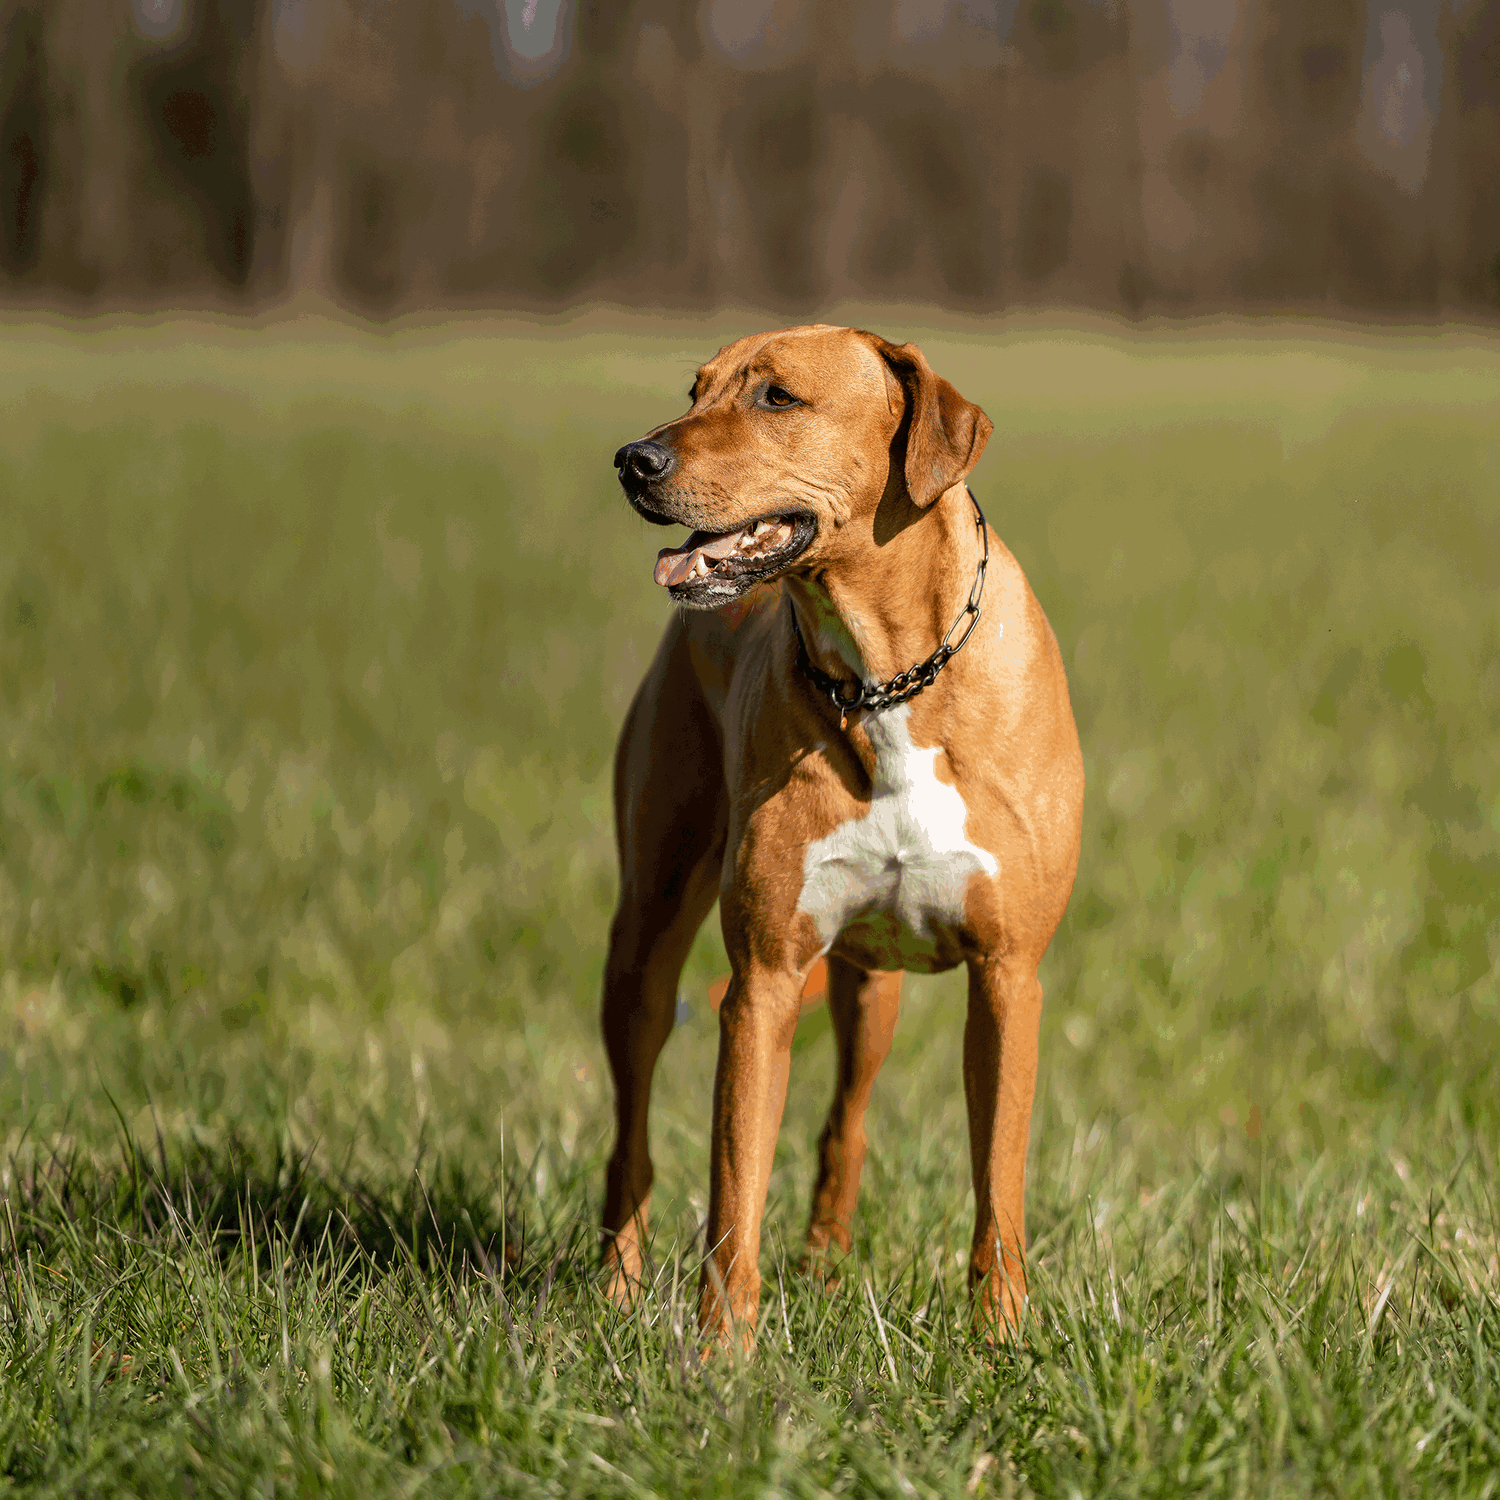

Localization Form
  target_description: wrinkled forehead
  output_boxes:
[696,324,888,399]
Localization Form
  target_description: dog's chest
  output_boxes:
[796,706,997,972]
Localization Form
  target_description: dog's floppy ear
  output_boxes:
[867,335,994,508]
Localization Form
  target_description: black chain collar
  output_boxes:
[789,487,990,729]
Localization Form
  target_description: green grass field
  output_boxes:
[2,311,1499,1497]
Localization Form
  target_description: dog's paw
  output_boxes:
[797,1241,852,1293]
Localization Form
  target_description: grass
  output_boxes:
[1,309,1499,1497]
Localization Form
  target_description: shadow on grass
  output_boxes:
[3,1109,604,1302]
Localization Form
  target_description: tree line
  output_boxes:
[2,0,1498,317]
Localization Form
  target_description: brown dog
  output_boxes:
[603,325,1083,1340]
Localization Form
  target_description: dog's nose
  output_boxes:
[613,440,675,487]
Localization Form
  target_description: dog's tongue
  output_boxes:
[654,527,745,588]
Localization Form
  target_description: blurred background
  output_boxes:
[3,0,1500,319]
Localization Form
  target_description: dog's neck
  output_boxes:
[784,482,983,693]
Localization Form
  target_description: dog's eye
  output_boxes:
[763,385,799,408]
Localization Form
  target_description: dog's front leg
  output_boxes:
[699,967,803,1344]
[963,954,1044,1336]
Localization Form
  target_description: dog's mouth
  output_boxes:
[652,511,815,605]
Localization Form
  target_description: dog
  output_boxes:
[603,325,1083,1340]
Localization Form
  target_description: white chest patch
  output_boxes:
[797,704,998,971]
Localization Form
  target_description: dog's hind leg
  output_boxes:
[802,959,902,1277]
[601,624,726,1303]
[963,955,1043,1336]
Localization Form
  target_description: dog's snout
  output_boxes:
[613,440,675,487]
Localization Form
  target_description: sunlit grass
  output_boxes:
[1,314,1498,1496]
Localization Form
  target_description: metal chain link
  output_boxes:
[790,488,990,728]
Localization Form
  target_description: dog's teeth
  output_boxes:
[753,520,771,537]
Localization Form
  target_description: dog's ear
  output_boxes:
[868,335,993,508]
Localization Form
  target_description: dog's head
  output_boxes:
[613,325,993,608]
